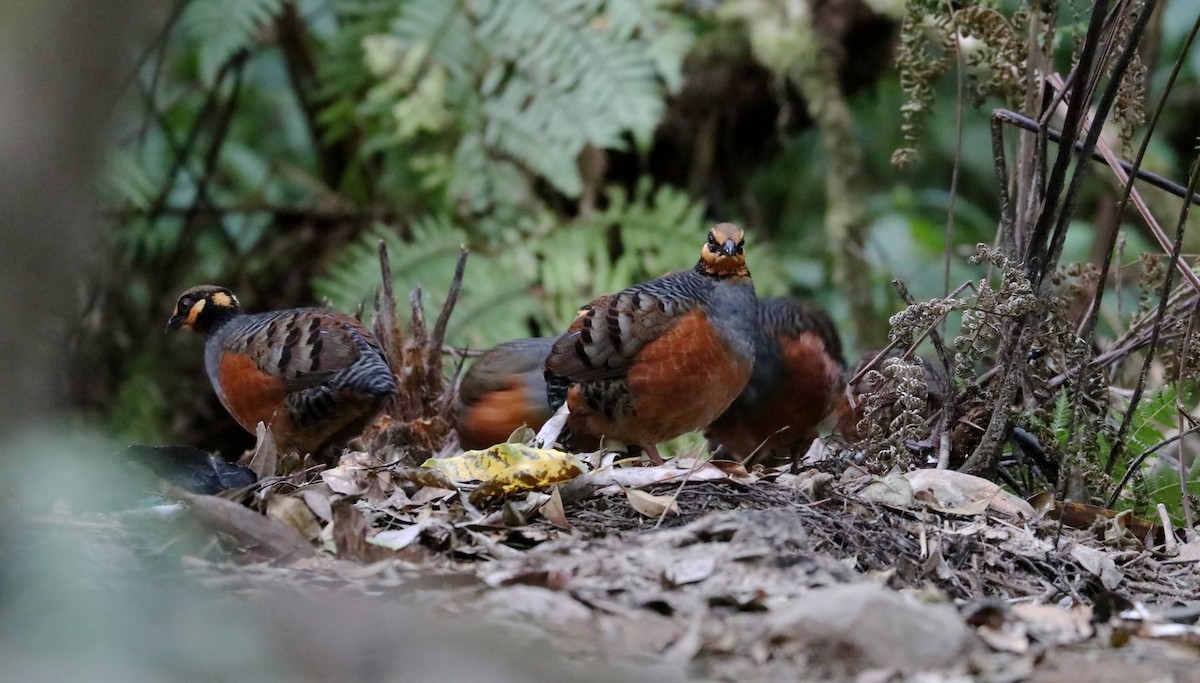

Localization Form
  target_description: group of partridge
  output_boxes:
[167,224,849,468]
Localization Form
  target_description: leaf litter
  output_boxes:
[86,442,1200,682]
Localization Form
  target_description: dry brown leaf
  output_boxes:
[975,622,1029,654]
[1070,545,1123,591]
[540,486,570,530]
[174,489,316,561]
[905,469,1035,520]
[706,460,750,477]
[266,494,322,541]
[299,487,334,523]
[784,469,835,500]
[391,466,457,490]
[1027,490,1055,514]
[623,487,679,518]
[1038,498,1158,543]
[914,490,990,516]
[320,451,395,505]
[859,471,914,508]
[321,462,368,496]
[1132,622,1200,650]
[331,499,388,563]
[411,486,457,505]
[368,520,431,551]
[1164,539,1200,564]
[507,425,536,444]
[587,462,728,494]
[244,421,278,479]
[1011,603,1093,644]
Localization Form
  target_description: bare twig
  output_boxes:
[1178,313,1198,534]
[967,0,1154,477]
[1040,1,1158,285]
[1022,0,1111,281]
[142,49,250,296]
[429,248,469,369]
[126,0,189,145]
[989,115,1015,247]
[1079,9,1200,342]
[275,2,357,185]
[1104,153,1200,483]
[1156,503,1176,552]
[991,110,1200,208]
[144,50,249,226]
[944,0,966,299]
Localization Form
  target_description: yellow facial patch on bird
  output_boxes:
[699,222,749,277]
[183,298,207,329]
[210,291,238,309]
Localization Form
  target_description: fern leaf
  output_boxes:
[1051,392,1071,446]
[314,218,545,349]
[182,0,285,84]
[315,182,714,350]
[1125,383,1190,456]
[378,0,689,198]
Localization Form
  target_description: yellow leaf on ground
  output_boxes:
[469,456,585,502]
[424,443,586,501]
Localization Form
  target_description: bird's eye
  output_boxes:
[707,233,718,245]
[180,297,193,309]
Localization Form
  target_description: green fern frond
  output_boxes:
[540,181,707,325]
[1125,383,1191,457]
[374,0,690,198]
[1051,391,1071,445]
[182,0,284,84]
[314,218,545,349]
[315,181,714,350]
[316,0,398,146]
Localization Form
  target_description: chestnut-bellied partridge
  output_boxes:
[452,337,555,449]
[705,296,845,466]
[166,285,397,455]
[543,223,758,463]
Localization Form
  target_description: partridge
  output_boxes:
[705,297,845,464]
[166,285,398,455]
[452,337,556,449]
[544,223,758,463]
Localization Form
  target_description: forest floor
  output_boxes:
[35,444,1200,683]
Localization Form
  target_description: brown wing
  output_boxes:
[457,338,554,406]
[224,309,365,391]
[544,276,699,382]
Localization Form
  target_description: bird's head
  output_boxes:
[166,285,240,334]
[697,223,749,278]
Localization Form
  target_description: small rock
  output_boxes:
[766,583,976,673]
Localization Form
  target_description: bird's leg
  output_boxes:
[642,444,664,465]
